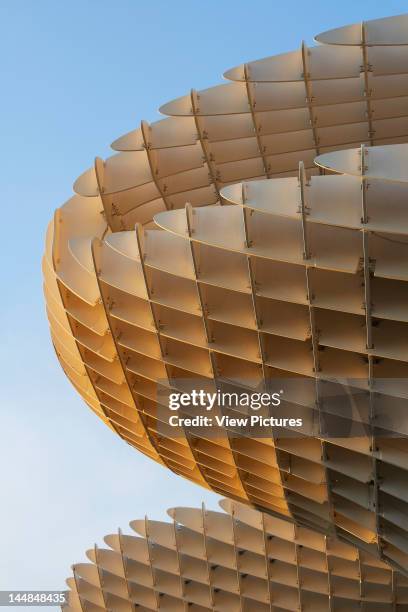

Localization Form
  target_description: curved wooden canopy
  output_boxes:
[44,14,408,580]
[63,499,408,611]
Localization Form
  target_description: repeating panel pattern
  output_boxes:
[64,500,408,611]
[75,14,408,233]
[44,14,408,577]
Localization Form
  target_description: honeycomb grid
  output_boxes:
[44,13,408,582]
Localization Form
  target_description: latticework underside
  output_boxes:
[44,14,408,576]
[64,500,408,611]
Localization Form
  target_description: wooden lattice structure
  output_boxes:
[44,15,408,577]
[64,500,408,611]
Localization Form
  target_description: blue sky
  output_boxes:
[1,0,408,608]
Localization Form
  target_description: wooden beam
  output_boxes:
[191,89,222,201]
[261,512,274,611]
[201,503,216,610]
[301,42,320,157]
[298,161,311,261]
[360,23,375,146]
[144,516,161,607]
[244,63,271,178]
[241,190,266,377]
[141,120,173,210]
[230,506,244,612]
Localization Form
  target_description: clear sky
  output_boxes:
[1,0,408,609]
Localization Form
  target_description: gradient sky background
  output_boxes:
[2,1,408,609]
